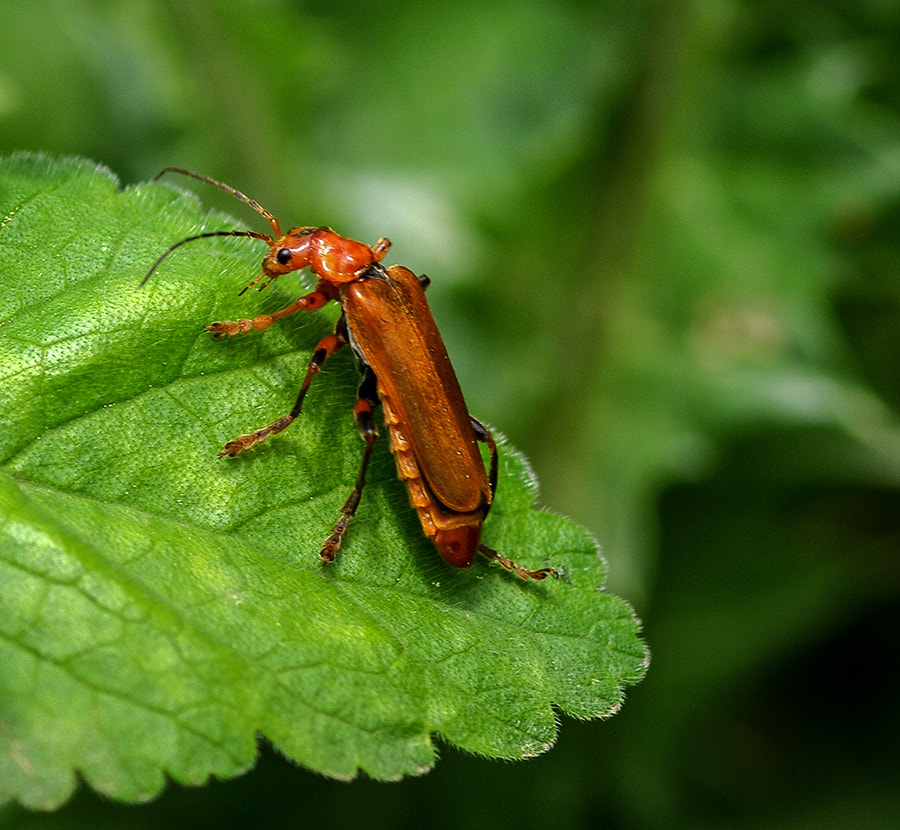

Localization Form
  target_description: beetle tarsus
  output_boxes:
[320,516,350,563]
[319,535,340,563]
[219,414,295,457]
[478,543,558,581]
[206,318,260,337]
[320,486,364,563]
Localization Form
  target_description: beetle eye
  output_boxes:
[276,248,291,265]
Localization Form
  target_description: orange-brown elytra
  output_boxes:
[144,167,557,581]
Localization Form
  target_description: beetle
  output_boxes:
[144,168,557,580]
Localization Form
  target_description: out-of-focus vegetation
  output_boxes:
[1,0,898,827]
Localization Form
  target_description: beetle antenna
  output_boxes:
[140,230,274,287]
[154,167,283,237]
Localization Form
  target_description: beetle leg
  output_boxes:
[219,327,346,457]
[477,544,559,581]
[469,416,498,510]
[320,369,380,563]
[206,289,332,338]
[469,417,559,580]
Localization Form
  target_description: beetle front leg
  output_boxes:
[206,288,332,338]
[320,369,380,563]
[219,329,346,456]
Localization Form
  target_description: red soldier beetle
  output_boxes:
[143,167,558,581]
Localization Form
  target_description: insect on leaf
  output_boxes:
[0,154,648,809]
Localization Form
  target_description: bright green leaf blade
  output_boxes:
[0,154,647,809]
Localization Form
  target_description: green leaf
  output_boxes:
[0,154,647,809]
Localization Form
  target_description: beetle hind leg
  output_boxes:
[477,544,559,581]
[469,417,558,580]
[469,416,498,509]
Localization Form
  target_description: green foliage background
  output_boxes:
[1,0,899,827]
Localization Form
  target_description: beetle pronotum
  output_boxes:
[144,168,557,580]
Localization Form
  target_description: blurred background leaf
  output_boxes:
[1,0,899,827]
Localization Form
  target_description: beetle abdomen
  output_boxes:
[379,390,484,568]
